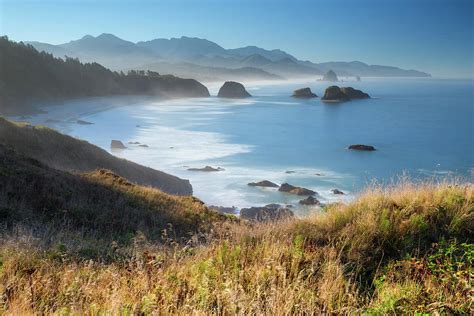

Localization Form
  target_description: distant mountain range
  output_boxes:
[28,33,431,81]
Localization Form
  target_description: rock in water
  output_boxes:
[217,81,251,98]
[76,119,93,125]
[111,140,126,149]
[279,183,316,196]
[348,144,376,151]
[279,183,298,192]
[322,86,370,101]
[356,75,361,81]
[292,87,317,98]
[291,187,317,196]
[240,204,294,222]
[321,86,350,101]
[322,70,339,82]
[331,189,345,195]
[340,87,370,99]
[187,166,225,172]
[299,196,320,205]
[248,180,279,188]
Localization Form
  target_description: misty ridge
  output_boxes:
[0,37,210,115]
[28,33,431,82]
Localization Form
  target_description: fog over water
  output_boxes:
[24,78,474,216]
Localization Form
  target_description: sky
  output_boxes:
[1,0,473,78]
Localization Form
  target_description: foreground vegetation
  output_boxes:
[0,162,472,314]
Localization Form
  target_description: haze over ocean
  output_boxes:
[26,78,473,213]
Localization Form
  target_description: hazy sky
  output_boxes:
[1,0,473,77]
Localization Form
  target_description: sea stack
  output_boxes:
[292,87,317,98]
[217,81,251,98]
[187,166,225,172]
[278,183,316,196]
[110,140,127,149]
[322,70,339,82]
[248,180,279,188]
[348,144,376,151]
[322,86,370,102]
[299,196,320,205]
[340,87,370,99]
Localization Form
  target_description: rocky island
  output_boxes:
[187,166,225,172]
[111,140,127,149]
[217,81,252,98]
[299,196,320,205]
[248,180,279,188]
[292,87,317,98]
[322,86,370,102]
[348,144,376,151]
[322,70,339,82]
[331,188,345,195]
[278,183,316,196]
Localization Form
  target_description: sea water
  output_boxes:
[25,78,474,216]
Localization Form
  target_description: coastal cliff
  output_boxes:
[0,117,193,195]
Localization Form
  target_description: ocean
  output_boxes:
[24,78,474,216]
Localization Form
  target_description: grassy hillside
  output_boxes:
[0,173,471,313]
[0,117,193,195]
[0,36,210,115]
[0,143,226,245]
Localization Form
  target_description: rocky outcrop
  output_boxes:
[279,183,316,196]
[240,204,294,222]
[331,189,345,195]
[322,70,338,82]
[0,117,193,195]
[292,87,317,98]
[76,120,93,125]
[208,205,238,215]
[299,196,320,205]
[217,81,251,98]
[322,86,350,101]
[111,140,127,149]
[348,144,376,151]
[248,180,279,188]
[322,86,370,102]
[340,87,370,99]
[187,166,225,172]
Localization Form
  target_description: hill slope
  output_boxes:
[0,143,224,243]
[0,118,193,195]
[0,177,471,314]
[0,36,210,115]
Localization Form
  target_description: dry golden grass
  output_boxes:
[0,117,192,195]
[1,181,472,314]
